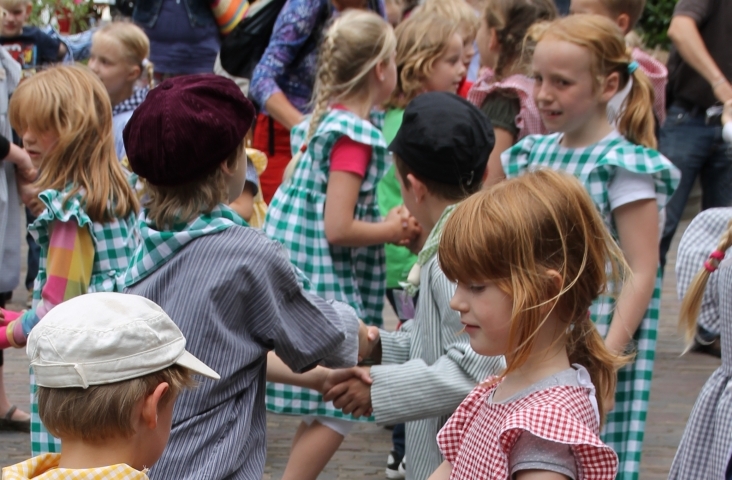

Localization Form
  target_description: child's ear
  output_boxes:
[600,71,620,102]
[616,13,631,34]
[221,159,235,176]
[24,3,31,16]
[406,173,427,203]
[141,382,170,430]
[128,64,142,83]
[374,59,386,83]
[488,28,500,52]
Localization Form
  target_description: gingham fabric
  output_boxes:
[467,69,547,139]
[3,453,149,479]
[28,185,139,456]
[674,208,732,336]
[437,378,617,480]
[502,131,680,480]
[669,209,732,480]
[264,108,388,421]
[125,204,246,286]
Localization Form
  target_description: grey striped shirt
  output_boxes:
[125,226,360,480]
[370,256,505,480]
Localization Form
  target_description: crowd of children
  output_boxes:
[0,0,731,479]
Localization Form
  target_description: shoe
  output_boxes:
[398,457,405,476]
[386,451,405,479]
[0,405,30,433]
[690,336,722,358]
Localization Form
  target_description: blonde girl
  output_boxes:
[0,65,139,454]
[501,15,680,480]
[669,208,732,480]
[469,0,556,186]
[430,169,627,480]
[88,21,154,160]
[264,10,418,480]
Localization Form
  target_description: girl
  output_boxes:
[88,21,154,160]
[264,10,418,480]
[501,15,680,480]
[0,65,139,454]
[670,208,732,480]
[431,169,626,480]
[468,0,556,186]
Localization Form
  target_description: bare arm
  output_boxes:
[483,127,512,188]
[264,91,305,131]
[427,461,452,480]
[265,351,373,392]
[605,199,659,354]
[668,15,732,102]
[324,170,418,247]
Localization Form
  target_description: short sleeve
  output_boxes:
[501,135,538,179]
[607,168,656,211]
[673,0,712,24]
[480,92,520,138]
[437,383,493,463]
[330,136,372,177]
[509,432,578,479]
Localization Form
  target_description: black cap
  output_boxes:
[389,92,495,188]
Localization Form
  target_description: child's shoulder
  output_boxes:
[307,108,387,148]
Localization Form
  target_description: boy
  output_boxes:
[0,0,66,73]
[2,292,220,479]
[569,0,667,125]
[324,92,505,480]
[122,74,370,480]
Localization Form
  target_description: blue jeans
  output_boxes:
[658,104,732,269]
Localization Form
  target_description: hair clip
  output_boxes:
[704,249,726,273]
[627,61,639,75]
[141,58,151,68]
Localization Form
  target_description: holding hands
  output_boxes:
[323,368,373,418]
[384,205,421,247]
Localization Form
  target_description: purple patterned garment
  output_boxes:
[250,0,385,115]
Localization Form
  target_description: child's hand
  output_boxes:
[358,320,380,362]
[385,206,421,246]
[319,366,372,395]
[723,100,732,126]
[324,371,373,418]
[17,179,43,216]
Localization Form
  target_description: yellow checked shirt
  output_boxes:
[3,454,149,480]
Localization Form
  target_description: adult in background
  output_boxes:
[132,0,220,81]
[659,0,732,352]
[250,0,385,204]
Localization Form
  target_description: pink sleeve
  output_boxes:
[329,136,372,178]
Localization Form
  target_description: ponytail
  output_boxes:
[618,65,656,149]
[679,221,732,349]
[142,58,155,89]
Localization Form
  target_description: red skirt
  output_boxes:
[253,113,292,204]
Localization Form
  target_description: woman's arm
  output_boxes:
[324,170,418,247]
[605,199,659,354]
[427,461,452,480]
[264,92,305,131]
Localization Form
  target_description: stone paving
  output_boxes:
[0,217,721,479]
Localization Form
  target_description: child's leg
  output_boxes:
[282,417,353,480]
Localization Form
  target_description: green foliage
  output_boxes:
[28,0,93,34]
[637,0,676,50]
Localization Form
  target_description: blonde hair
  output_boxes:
[595,0,646,30]
[0,0,29,10]
[144,140,246,230]
[483,0,556,79]
[9,65,139,223]
[385,12,460,109]
[528,14,657,148]
[439,169,630,423]
[284,9,395,180]
[679,221,732,348]
[38,365,195,442]
[94,20,154,87]
[420,0,479,42]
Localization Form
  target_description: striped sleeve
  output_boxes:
[20,220,94,335]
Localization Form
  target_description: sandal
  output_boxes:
[0,405,30,432]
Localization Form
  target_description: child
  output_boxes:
[429,169,626,480]
[501,15,680,480]
[0,0,66,74]
[669,207,732,480]
[263,10,419,480]
[419,0,480,98]
[569,0,667,125]
[2,292,220,479]
[88,21,154,160]
[1,65,140,455]
[323,92,505,480]
[468,0,556,186]
[122,73,372,480]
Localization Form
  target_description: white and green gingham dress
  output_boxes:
[264,109,388,421]
[502,132,680,480]
[29,185,139,455]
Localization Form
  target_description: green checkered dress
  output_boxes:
[502,132,680,480]
[28,185,139,455]
[264,109,388,421]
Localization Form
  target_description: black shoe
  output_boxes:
[386,450,405,479]
[690,335,722,358]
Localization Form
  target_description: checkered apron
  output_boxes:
[437,380,618,479]
[669,208,732,479]
[503,132,680,480]
[27,186,139,455]
[264,109,388,420]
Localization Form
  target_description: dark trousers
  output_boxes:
[25,208,39,291]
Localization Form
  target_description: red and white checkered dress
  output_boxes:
[467,69,547,140]
[437,378,618,480]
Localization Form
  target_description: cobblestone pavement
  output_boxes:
[1,218,721,480]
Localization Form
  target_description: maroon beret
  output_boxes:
[123,74,256,186]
